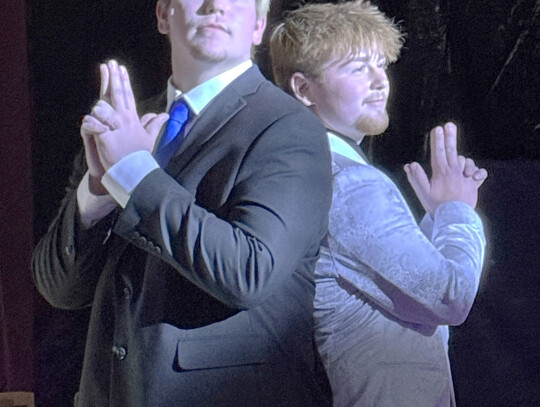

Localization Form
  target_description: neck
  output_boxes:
[328,127,366,146]
[355,134,366,145]
[171,55,249,93]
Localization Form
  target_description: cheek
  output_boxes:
[343,87,371,112]
[331,88,359,113]
[235,16,260,41]
[343,85,366,104]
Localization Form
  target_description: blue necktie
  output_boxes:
[154,99,190,167]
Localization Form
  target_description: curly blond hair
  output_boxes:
[270,1,404,93]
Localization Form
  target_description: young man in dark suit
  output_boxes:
[32,1,332,405]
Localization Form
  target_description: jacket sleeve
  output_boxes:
[113,110,332,310]
[32,150,114,309]
[327,164,485,328]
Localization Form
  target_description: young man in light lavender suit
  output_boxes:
[270,2,488,406]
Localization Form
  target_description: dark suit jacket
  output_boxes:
[33,66,333,406]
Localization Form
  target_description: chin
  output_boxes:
[358,113,389,136]
[189,43,227,63]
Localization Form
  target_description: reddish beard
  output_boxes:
[357,110,389,136]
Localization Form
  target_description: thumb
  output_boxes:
[405,162,430,194]
[145,113,170,137]
[140,113,157,128]
[404,162,432,212]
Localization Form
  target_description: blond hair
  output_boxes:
[256,0,271,19]
[270,1,404,93]
[158,0,271,19]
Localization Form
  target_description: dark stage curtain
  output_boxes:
[0,0,34,392]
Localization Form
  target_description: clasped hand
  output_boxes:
[80,60,169,194]
[404,122,488,217]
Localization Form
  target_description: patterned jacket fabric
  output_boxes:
[314,134,486,407]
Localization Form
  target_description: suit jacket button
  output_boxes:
[112,345,127,360]
[133,231,140,238]
[154,246,162,254]
[123,287,131,300]
[64,244,74,256]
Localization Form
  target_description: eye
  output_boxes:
[353,65,367,73]
[377,60,387,68]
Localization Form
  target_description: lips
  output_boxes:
[364,98,386,105]
[363,94,387,105]
[198,23,229,34]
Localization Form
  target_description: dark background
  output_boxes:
[1,0,539,406]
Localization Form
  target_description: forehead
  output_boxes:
[345,47,386,63]
[326,47,385,70]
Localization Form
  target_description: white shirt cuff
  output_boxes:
[77,171,117,229]
[101,150,160,208]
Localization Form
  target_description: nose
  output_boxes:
[201,0,229,14]
[371,67,388,90]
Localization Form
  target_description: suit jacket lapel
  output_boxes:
[165,66,264,178]
[176,92,246,158]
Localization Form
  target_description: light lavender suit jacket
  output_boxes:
[314,133,486,407]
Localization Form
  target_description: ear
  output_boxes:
[290,72,315,107]
[156,0,170,35]
[251,17,267,46]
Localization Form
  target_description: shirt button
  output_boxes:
[123,287,131,300]
[112,345,127,360]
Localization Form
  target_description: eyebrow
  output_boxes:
[339,55,386,68]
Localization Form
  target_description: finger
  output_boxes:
[145,113,170,137]
[463,157,477,177]
[81,115,110,135]
[444,122,458,168]
[80,122,101,168]
[108,59,124,110]
[457,155,467,172]
[99,63,110,102]
[119,65,136,111]
[430,126,447,173]
[80,132,98,168]
[472,168,488,184]
[80,129,97,156]
[91,100,121,130]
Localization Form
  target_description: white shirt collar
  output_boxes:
[166,60,253,115]
[327,131,368,165]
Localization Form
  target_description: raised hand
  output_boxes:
[89,60,168,170]
[404,122,487,217]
